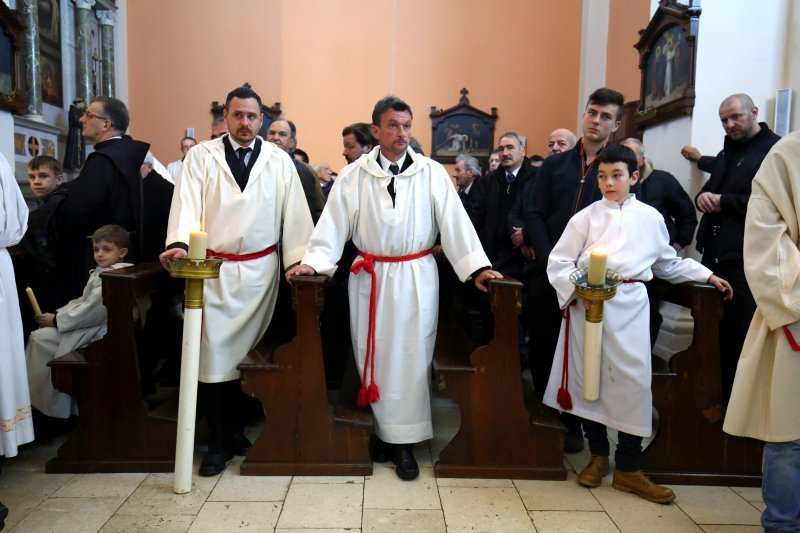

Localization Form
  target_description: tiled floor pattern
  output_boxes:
[0,397,764,532]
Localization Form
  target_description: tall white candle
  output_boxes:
[583,322,602,401]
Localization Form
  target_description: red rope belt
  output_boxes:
[350,248,433,407]
[206,244,277,261]
[556,278,644,410]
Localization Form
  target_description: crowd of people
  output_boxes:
[0,84,796,530]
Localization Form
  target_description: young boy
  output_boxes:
[19,156,69,316]
[26,224,132,423]
[543,144,732,504]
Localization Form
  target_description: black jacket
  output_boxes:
[695,123,780,265]
[466,158,535,271]
[55,135,150,298]
[141,169,174,262]
[524,142,604,271]
[635,166,697,247]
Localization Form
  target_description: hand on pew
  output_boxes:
[159,248,187,271]
[707,275,733,301]
[474,269,503,293]
[285,263,317,284]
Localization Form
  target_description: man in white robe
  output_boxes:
[724,132,800,531]
[160,85,314,476]
[0,151,34,458]
[287,96,500,480]
[545,145,730,503]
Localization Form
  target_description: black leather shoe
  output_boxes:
[371,438,391,463]
[0,500,8,531]
[199,451,233,476]
[391,444,419,480]
[231,433,252,456]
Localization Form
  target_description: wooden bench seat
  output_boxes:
[433,279,567,480]
[642,279,763,486]
[46,262,182,473]
[238,275,372,476]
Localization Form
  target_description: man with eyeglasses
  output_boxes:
[54,95,149,300]
[523,87,624,454]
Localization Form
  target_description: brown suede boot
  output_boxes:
[612,470,675,503]
[577,455,610,487]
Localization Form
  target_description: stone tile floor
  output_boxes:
[0,396,764,532]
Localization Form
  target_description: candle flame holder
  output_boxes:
[570,267,623,323]
[167,257,224,309]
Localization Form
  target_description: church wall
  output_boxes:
[126,0,585,168]
[605,0,651,102]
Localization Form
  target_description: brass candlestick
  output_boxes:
[569,267,623,401]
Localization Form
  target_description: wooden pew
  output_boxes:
[433,278,567,480]
[46,262,183,473]
[237,275,372,476]
[642,279,763,486]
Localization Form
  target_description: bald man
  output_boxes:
[680,93,780,404]
[546,128,577,156]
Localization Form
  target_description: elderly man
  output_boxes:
[547,128,578,156]
[166,136,197,182]
[724,132,800,532]
[342,122,377,165]
[287,96,500,481]
[55,96,149,299]
[452,153,481,206]
[160,85,314,476]
[267,118,324,223]
[681,93,780,403]
[467,131,534,279]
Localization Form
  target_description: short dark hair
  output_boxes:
[371,96,413,126]
[92,96,130,133]
[92,224,130,249]
[181,136,197,145]
[491,147,503,155]
[597,144,638,175]
[293,148,309,163]
[531,154,545,163]
[28,155,63,175]
[587,88,625,121]
[342,122,377,149]
[225,85,263,109]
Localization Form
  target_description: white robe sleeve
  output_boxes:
[0,152,28,248]
[165,145,206,247]
[278,156,314,268]
[650,215,712,283]
[301,168,356,276]
[547,216,586,308]
[55,271,107,333]
[431,164,490,281]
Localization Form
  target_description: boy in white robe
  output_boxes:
[26,225,132,433]
[545,145,731,503]
[287,96,501,480]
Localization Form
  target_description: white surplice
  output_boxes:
[0,152,33,456]
[26,262,132,418]
[166,136,314,382]
[544,196,712,437]
[302,147,490,444]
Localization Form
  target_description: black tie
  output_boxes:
[388,163,399,207]
[506,172,515,194]
[236,147,251,163]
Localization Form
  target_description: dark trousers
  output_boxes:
[705,260,756,404]
[200,380,246,453]
[582,418,643,472]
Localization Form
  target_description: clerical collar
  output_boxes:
[378,151,407,173]
[227,135,257,151]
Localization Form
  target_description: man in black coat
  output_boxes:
[55,96,149,299]
[524,88,624,452]
[680,93,780,404]
[453,154,481,208]
[467,131,535,280]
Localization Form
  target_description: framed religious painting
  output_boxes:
[430,88,497,165]
[38,0,62,107]
[0,3,24,114]
[633,0,701,129]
